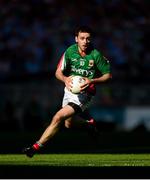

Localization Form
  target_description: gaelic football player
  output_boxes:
[23,25,112,157]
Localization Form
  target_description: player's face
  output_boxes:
[75,32,91,52]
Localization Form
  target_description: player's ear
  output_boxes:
[75,36,78,43]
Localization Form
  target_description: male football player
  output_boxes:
[23,25,112,157]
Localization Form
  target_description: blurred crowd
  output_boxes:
[0,0,150,132]
[0,0,149,82]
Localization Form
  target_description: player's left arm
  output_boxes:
[80,53,112,91]
[80,73,111,91]
[89,73,112,84]
[90,53,112,84]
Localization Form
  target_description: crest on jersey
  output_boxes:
[89,60,94,67]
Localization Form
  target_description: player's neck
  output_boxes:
[80,51,86,57]
[78,49,86,57]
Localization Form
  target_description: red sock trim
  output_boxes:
[33,143,41,150]
[88,118,96,126]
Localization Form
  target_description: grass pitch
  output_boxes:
[1,154,150,178]
[0,153,150,166]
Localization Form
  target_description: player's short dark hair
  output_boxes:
[74,25,93,37]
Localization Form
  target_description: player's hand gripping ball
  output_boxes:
[70,76,86,94]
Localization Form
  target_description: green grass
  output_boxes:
[1,154,150,167]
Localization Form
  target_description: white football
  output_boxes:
[70,76,85,94]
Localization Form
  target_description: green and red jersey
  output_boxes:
[58,44,111,79]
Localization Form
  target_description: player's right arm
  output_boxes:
[55,53,72,90]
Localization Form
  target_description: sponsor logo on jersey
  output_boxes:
[71,66,94,76]
[71,58,77,62]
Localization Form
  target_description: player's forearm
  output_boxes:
[55,68,67,83]
[91,73,112,84]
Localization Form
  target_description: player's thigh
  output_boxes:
[79,109,93,120]
[56,105,75,121]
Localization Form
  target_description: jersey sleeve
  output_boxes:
[95,52,111,75]
[57,51,70,72]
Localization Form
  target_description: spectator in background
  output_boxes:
[0,0,149,81]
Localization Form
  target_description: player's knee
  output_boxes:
[53,113,62,123]
[65,120,72,128]
[53,111,67,124]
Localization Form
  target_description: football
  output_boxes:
[70,76,86,94]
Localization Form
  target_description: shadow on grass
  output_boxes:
[0,165,150,179]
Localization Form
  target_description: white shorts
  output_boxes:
[62,87,93,112]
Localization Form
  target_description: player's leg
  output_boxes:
[23,104,75,157]
[64,109,99,140]
[63,88,98,137]
[38,105,75,145]
[64,113,95,129]
[79,110,99,141]
[79,110,98,132]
